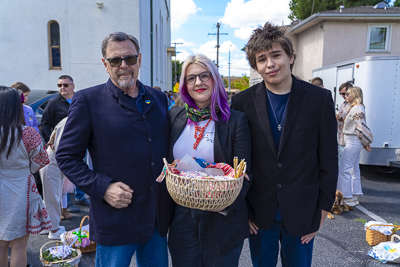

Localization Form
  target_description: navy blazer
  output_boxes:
[56,79,174,246]
[168,107,252,251]
[231,76,338,237]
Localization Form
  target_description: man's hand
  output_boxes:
[249,219,259,235]
[103,182,134,209]
[301,209,329,244]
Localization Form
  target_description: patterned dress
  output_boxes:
[0,126,51,241]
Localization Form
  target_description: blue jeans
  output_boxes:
[67,187,85,204]
[168,205,244,267]
[95,228,168,267]
[249,221,314,267]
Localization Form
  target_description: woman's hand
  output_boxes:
[364,144,371,151]
[249,219,258,235]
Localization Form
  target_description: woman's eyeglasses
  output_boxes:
[106,55,139,67]
[185,71,211,84]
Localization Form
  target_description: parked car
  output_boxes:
[27,91,58,126]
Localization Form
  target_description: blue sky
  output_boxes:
[171,0,395,77]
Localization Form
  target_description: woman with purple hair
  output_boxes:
[167,54,252,266]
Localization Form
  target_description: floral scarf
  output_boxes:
[185,104,215,122]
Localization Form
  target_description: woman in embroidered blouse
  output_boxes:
[0,86,51,267]
[337,86,371,207]
[167,54,252,267]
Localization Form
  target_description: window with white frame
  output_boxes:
[366,24,393,52]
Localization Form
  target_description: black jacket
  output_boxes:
[231,76,338,237]
[41,93,71,143]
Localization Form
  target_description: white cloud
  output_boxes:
[171,0,201,31]
[219,0,291,40]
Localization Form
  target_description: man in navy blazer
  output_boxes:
[56,32,173,267]
[231,22,338,266]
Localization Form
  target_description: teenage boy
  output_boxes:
[231,22,338,266]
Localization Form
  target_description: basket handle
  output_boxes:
[367,224,400,230]
[163,158,169,167]
[391,234,400,242]
[79,215,89,233]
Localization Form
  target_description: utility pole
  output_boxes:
[171,42,183,84]
[228,45,231,92]
[208,23,227,69]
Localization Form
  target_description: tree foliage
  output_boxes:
[172,60,183,87]
[289,0,390,21]
[394,0,400,7]
[231,75,249,91]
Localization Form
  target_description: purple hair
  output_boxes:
[179,54,230,122]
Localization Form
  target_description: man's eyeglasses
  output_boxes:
[106,55,139,67]
[57,83,73,88]
[339,93,346,96]
[185,71,211,84]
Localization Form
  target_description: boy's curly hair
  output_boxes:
[246,22,296,71]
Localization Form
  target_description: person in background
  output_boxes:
[0,86,51,267]
[56,31,174,267]
[167,54,252,267]
[11,82,39,133]
[337,86,371,206]
[40,75,89,213]
[336,82,353,163]
[231,22,337,267]
[310,77,324,88]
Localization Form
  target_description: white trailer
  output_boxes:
[312,56,400,169]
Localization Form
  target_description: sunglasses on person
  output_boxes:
[339,93,346,96]
[57,83,73,88]
[185,71,212,84]
[106,55,139,67]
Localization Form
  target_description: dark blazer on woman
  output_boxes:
[168,107,252,251]
[231,76,338,237]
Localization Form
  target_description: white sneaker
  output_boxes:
[353,195,359,205]
[343,197,356,207]
[48,226,66,240]
[39,229,49,235]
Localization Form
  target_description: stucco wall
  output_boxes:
[292,23,324,81]
[0,0,170,91]
[323,20,400,66]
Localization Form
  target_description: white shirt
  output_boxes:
[173,120,215,162]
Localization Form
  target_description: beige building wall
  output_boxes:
[292,23,324,81]
[323,21,400,67]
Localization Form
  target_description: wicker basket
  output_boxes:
[73,215,97,253]
[164,159,244,211]
[366,224,400,246]
[40,241,81,267]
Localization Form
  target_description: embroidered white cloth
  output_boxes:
[368,241,400,263]
[365,221,394,236]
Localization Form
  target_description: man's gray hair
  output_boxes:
[101,32,140,57]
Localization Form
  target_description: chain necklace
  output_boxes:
[267,90,289,131]
[193,118,212,149]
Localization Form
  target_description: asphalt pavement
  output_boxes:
[26,165,399,266]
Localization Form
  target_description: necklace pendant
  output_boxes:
[278,125,282,131]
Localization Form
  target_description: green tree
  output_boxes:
[289,0,390,21]
[394,0,400,7]
[231,75,250,91]
[172,60,183,87]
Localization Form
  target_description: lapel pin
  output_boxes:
[145,100,151,104]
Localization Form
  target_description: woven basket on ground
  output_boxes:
[366,224,400,246]
[73,215,97,253]
[40,241,81,267]
[163,158,244,211]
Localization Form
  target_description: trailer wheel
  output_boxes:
[376,166,398,174]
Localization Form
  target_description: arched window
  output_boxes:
[48,21,61,69]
